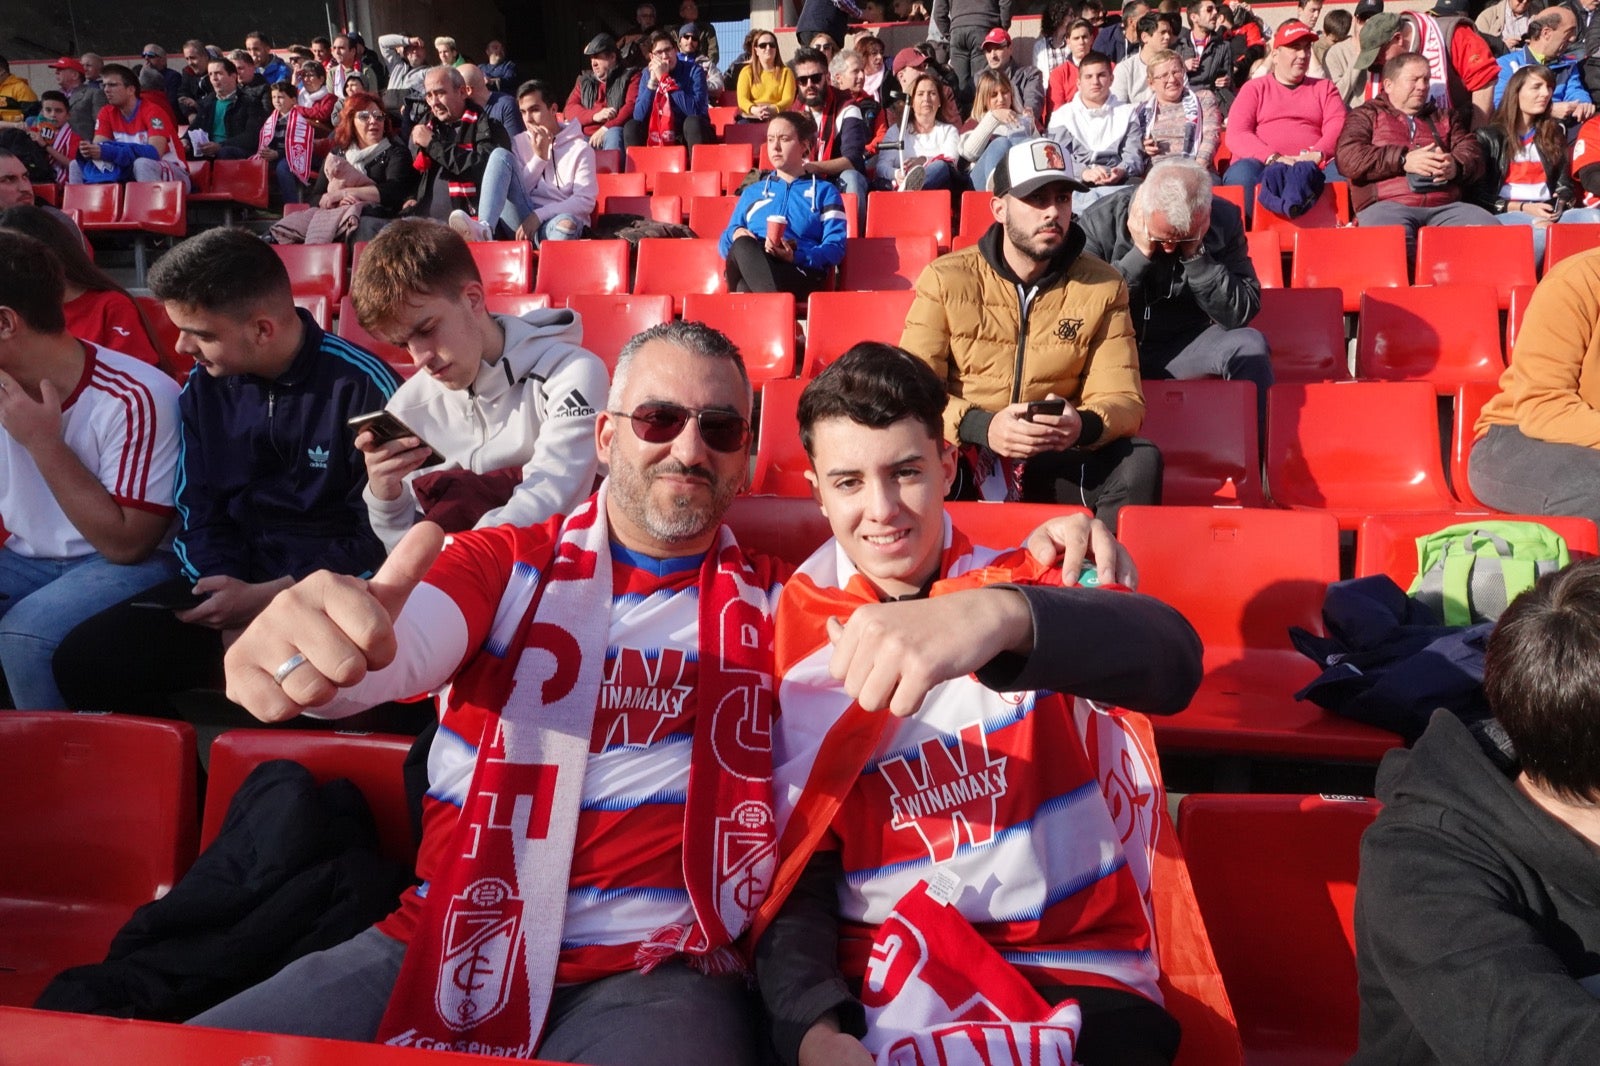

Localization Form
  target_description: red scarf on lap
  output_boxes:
[648,74,681,146]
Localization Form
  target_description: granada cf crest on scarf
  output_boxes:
[437,877,523,1030]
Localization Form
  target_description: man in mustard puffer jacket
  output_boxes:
[899,138,1159,526]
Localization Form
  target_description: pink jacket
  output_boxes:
[1226,74,1346,164]
[509,120,598,221]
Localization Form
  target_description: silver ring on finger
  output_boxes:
[272,652,310,687]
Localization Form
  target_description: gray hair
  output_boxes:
[830,49,865,77]
[1133,155,1213,233]
[427,65,466,90]
[608,321,752,411]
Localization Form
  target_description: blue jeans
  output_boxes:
[533,213,585,245]
[835,167,869,232]
[920,159,956,190]
[1497,205,1600,270]
[0,547,178,709]
[476,146,537,238]
[273,157,305,206]
[598,126,625,152]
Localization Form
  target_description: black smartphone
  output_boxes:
[1026,399,1067,421]
[130,585,213,611]
[348,410,445,468]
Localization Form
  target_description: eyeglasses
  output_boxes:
[612,402,751,452]
[141,52,160,59]
[756,41,777,49]
[651,47,677,57]
[354,109,385,120]
[796,72,826,84]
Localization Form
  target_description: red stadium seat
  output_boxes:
[838,235,937,291]
[189,158,270,219]
[337,295,410,367]
[102,180,188,284]
[1117,506,1403,760]
[201,730,417,866]
[30,182,61,206]
[601,193,683,223]
[533,239,630,300]
[1354,284,1504,393]
[682,292,797,387]
[1250,183,1344,252]
[485,293,553,316]
[749,377,810,496]
[953,189,993,250]
[1450,380,1500,508]
[690,142,756,193]
[1252,287,1349,382]
[184,159,211,192]
[801,290,917,378]
[596,171,647,207]
[1505,283,1536,357]
[1137,379,1265,506]
[865,190,953,252]
[1290,226,1408,313]
[273,243,347,302]
[653,169,722,214]
[722,121,769,150]
[1211,184,1246,215]
[592,148,623,174]
[1543,222,1600,272]
[564,293,673,370]
[1178,794,1381,1066]
[62,181,120,228]
[840,191,861,237]
[624,145,687,190]
[134,295,186,381]
[293,293,332,330]
[1414,224,1536,308]
[1355,511,1599,590]
[467,241,534,294]
[634,237,727,314]
[1266,381,1458,528]
[1245,230,1284,288]
[0,713,198,1007]
[688,195,738,238]
[707,105,742,137]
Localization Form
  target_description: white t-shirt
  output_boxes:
[0,344,180,560]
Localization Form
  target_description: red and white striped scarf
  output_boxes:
[257,107,315,184]
[377,487,776,1056]
[50,123,81,183]
[647,73,681,146]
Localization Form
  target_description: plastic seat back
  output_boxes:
[273,243,347,302]
[206,158,270,207]
[865,190,953,251]
[749,377,811,496]
[683,292,796,387]
[1450,380,1501,507]
[592,148,623,174]
[1252,287,1348,381]
[596,170,648,206]
[1354,284,1504,393]
[1290,226,1408,313]
[1211,184,1246,215]
[485,293,553,316]
[722,121,769,149]
[1414,224,1535,308]
[1250,183,1343,251]
[337,295,411,367]
[0,713,197,1006]
[293,293,332,330]
[533,239,631,300]
[653,168,722,211]
[1245,229,1284,288]
[634,237,727,314]
[707,105,742,137]
[1506,283,1537,356]
[1178,794,1380,1066]
[624,145,688,190]
[802,290,917,378]
[600,193,682,223]
[838,235,938,291]
[953,189,993,250]
[1137,379,1265,505]
[30,182,61,206]
[201,730,417,866]
[62,181,120,227]
[114,180,187,236]
[1543,222,1600,272]
[134,295,186,382]
[1356,511,1600,589]
[688,195,739,238]
[1266,381,1456,527]
[565,293,674,370]
[468,241,534,294]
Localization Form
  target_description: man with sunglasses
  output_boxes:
[790,46,871,227]
[348,219,605,552]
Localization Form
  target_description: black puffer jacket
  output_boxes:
[1472,124,1576,212]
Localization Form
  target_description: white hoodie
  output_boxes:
[364,308,609,551]
[510,119,599,224]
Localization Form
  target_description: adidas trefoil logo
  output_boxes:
[556,389,596,418]
[307,445,330,469]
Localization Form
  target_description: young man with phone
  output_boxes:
[51,228,399,717]
[350,219,607,551]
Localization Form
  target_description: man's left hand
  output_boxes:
[0,370,63,453]
[825,588,1034,716]
[177,574,293,631]
[1024,512,1138,588]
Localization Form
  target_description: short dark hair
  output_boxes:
[769,108,819,144]
[1529,9,1566,38]
[646,29,678,54]
[1123,0,1147,14]
[39,90,68,107]
[351,218,482,335]
[1381,50,1427,82]
[514,78,557,104]
[1323,9,1352,37]
[1137,12,1164,36]
[798,343,947,456]
[148,228,292,317]
[270,79,295,97]
[0,230,66,333]
[1185,0,1211,16]
[790,45,829,73]
[1486,559,1600,802]
[312,35,332,48]
[246,29,272,45]
[101,62,139,90]
[1079,49,1115,73]
[208,55,237,75]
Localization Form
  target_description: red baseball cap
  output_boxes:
[982,28,1013,47]
[48,57,87,74]
[892,46,929,73]
[1272,21,1318,48]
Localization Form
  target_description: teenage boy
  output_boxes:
[756,342,1202,1066]
[351,219,607,551]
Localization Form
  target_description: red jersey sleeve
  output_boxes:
[1449,22,1501,92]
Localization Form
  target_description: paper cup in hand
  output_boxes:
[766,215,787,244]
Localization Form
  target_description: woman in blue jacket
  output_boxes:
[718,110,849,295]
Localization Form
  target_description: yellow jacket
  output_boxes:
[1477,248,1600,448]
[737,65,796,116]
[0,72,38,124]
[899,224,1145,449]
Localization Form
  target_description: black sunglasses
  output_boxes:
[613,402,751,452]
[796,72,827,84]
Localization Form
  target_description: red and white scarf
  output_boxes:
[647,74,681,146]
[258,107,315,184]
[50,123,82,183]
[378,487,776,1056]
[1368,13,1450,109]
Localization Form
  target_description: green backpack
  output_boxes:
[1409,520,1571,626]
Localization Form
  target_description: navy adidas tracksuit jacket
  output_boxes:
[174,309,401,583]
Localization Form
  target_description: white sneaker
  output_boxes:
[900,163,927,191]
[449,209,491,242]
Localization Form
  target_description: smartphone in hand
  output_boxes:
[1025,398,1067,422]
[348,410,445,468]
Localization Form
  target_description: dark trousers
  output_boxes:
[954,437,1164,530]
[622,114,712,149]
[1469,423,1600,524]
[947,24,991,97]
[53,576,225,717]
[724,234,828,295]
[1046,984,1182,1066]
